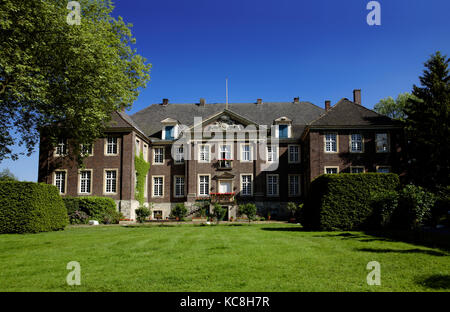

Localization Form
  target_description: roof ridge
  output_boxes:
[308,98,348,125]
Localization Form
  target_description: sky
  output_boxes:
[2,0,450,181]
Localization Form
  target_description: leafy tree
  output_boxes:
[0,168,17,181]
[0,0,151,161]
[404,52,450,187]
[170,203,188,221]
[238,203,257,223]
[374,93,418,121]
[135,206,150,223]
[212,203,227,224]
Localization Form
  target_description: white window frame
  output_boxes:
[350,166,365,174]
[53,170,67,194]
[240,143,253,162]
[324,166,339,174]
[240,174,253,196]
[288,174,301,197]
[162,124,178,140]
[78,169,93,195]
[104,169,118,194]
[80,144,93,157]
[152,175,164,198]
[174,175,185,198]
[198,144,211,163]
[376,133,390,153]
[174,145,185,164]
[324,133,338,153]
[143,144,148,162]
[276,124,291,139]
[54,138,67,157]
[288,144,301,164]
[266,174,279,197]
[218,144,233,160]
[350,133,364,153]
[376,166,391,173]
[153,147,165,165]
[105,136,119,156]
[135,139,140,155]
[266,145,278,163]
[198,174,211,197]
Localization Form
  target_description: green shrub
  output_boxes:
[212,203,227,224]
[170,203,188,221]
[69,210,89,225]
[432,186,450,226]
[395,185,436,230]
[0,181,68,233]
[304,173,400,230]
[135,206,150,223]
[238,203,257,223]
[368,190,399,229]
[63,197,120,224]
[63,197,80,215]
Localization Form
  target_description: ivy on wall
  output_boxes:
[134,152,150,205]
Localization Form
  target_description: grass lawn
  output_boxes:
[0,223,449,292]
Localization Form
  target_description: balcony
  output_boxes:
[218,159,233,170]
[210,192,235,203]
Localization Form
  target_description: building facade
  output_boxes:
[38,90,405,220]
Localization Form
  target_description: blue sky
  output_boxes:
[2,0,450,181]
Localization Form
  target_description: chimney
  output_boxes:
[162,98,169,106]
[293,97,300,104]
[353,89,361,105]
[199,98,206,106]
[256,98,263,105]
[325,100,331,111]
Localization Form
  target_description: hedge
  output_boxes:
[303,173,400,230]
[0,181,68,233]
[63,196,121,224]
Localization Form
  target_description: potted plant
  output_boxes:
[267,210,271,221]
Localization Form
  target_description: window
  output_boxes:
[219,144,232,160]
[376,133,390,153]
[106,136,118,155]
[350,166,365,174]
[79,170,92,194]
[325,167,339,174]
[152,176,164,197]
[198,175,210,196]
[55,138,67,156]
[174,176,185,197]
[267,174,279,196]
[174,145,185,164]
[241,175,252,196]
[135,139,140,155]
[278,125,289,138]
[377,166,391,173]
[350,134,363,153]
[164,125,174,140]
[288,145,300,163]
[199,145,210,163]
[289,175,301,197]
[153,147,164,164]
[153,210,163,220]
[267,145,278,162]
[54,171,66,194]
[324,133,337,152]
[143,144,148,161]
[105,170,117,193]
[241,144,252,162]
[81,144,93,156]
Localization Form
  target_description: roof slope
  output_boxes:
[309,98,398,127]
[130,102,325,139]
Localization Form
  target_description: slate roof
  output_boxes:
[309,98,399,128]
[130,101,325,140]
[108,111,148,139]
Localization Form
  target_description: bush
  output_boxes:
[63,197,120,224]
[238,203,257,223]
[212,203,227,224]
[368,191,399,229]
[0,181,68,233]
[69,210,89,225]
[303,173,400,230]
[170,203,188,221]
[395,185,436,230]
[432,186,450,226]
[135,206,150,223]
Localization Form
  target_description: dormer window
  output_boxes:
[279,125,289,138]
[164,126,174,140]
[273,116,292,139]
[161,118,179,140]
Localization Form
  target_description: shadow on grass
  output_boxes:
[356,247,448,257]
[416,274,450,290]
[260,227,312,232]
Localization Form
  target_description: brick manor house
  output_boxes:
[38,90,405,220]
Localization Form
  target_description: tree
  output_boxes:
[135,206,150,223]
[0,168,17,181]
[404,52,450,187]
[238,203,257,223]
[170,203,188,221]
[287,202,304,222]
[374,93,418,121]
[0,0,151,161]
[212,203,227,224]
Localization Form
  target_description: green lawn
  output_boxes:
[0,223,449,292]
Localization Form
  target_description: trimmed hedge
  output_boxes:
[304,173,400,230]
[0,182,68,233]
[63,196,120,224]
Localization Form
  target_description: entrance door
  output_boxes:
[219,181,232,193]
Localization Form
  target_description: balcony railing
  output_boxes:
[210,192,235,203]
[218,159,233,170]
